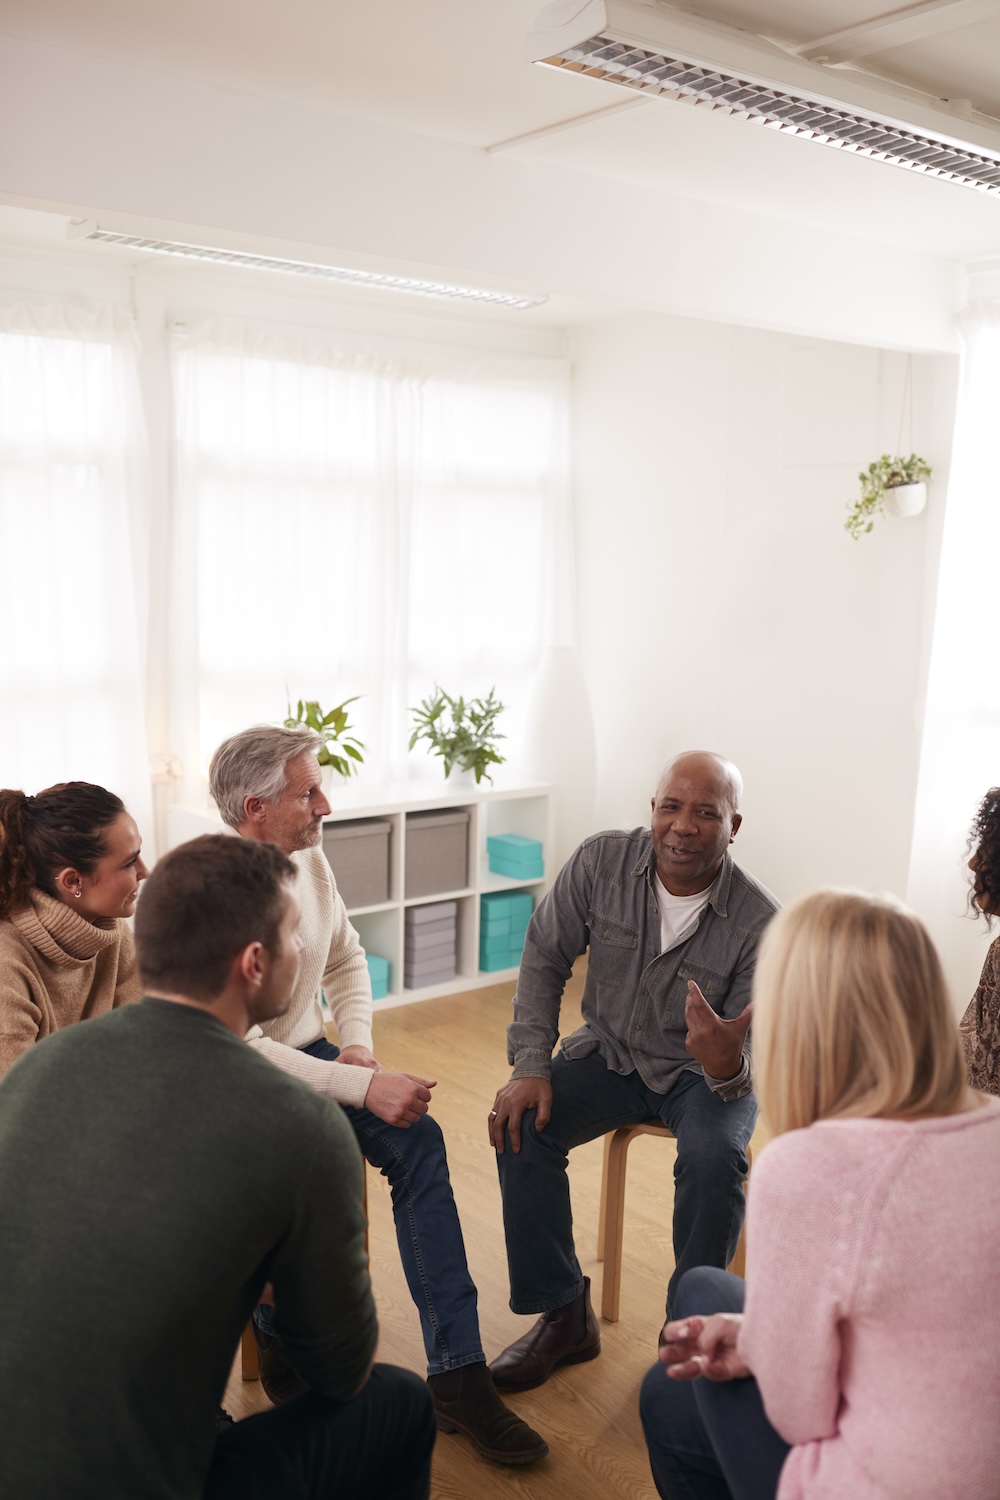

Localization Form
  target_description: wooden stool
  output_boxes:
[596,1121,752,1324]
[242,1170,370,1380]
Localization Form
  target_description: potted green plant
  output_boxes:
[409,686,506,785]
[845,453,932,540]
[284,695,365,780]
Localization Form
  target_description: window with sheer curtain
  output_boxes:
[0,305,151,826]
[170,320,571,797]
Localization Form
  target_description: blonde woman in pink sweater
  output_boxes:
[640,889,1000,1500]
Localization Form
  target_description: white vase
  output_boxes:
[520,645,597,869]
[445,765,477,789]
[885,481,927,518]
[321,765,347,800]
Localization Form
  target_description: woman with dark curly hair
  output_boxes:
[960,786,1000,1095]
[0,783,147,1077]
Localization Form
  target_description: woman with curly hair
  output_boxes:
[0,783,147,1077]
[960,786,1000,1095]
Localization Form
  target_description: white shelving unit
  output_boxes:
[167,780,553,1009]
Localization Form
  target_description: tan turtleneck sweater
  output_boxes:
[0,889,141,1078]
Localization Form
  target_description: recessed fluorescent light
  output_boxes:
[530,3,1000,199]
[70,224,548,310]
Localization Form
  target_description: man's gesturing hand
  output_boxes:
[684,982,753,1081]
[488,1077,552,1155]
[657,1313,748,1383]
[363,1071,436,1128]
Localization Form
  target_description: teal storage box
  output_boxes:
[479,951,515,973]
[487,834,542,863]
[481,890,535,919]
[480,931,517,960]
[480,912,511,937]
[487,834,543,880]
[479,933,526,972]
[365,952,390,1000]
[488,856,544,880]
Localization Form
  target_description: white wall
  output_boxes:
[571,312,959,913]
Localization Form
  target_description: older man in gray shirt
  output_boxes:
[487,752,779,1392]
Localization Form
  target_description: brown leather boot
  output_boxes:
[429,1360,549,1465]
[251,1323,308,1405]
[488,1277,600,1392]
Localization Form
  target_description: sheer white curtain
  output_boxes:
[170,319,571,796]
[0,302,152,832]
[907,303,1000,1005]
[408,368,574,763]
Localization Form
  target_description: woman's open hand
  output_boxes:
[657,1312,749,1382]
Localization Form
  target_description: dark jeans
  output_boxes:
[204,1364,435,1499]
[256,1038,483,1376]
[496,1050,757,1317]
[639,1268,790,1500]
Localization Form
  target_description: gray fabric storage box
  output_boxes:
[404,954,457,987]
[402,915,454,942]
[322,818,392,909]
[405,900,458,927]
[404,811,469,898]
[405,923,456,954]
[404,937,455,966]
[404,972,456,990]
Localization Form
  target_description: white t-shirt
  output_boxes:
[653,872,712,954]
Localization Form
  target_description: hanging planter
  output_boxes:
[884,480,928,519]
[845,453,932,541]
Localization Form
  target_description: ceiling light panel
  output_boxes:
[528,4,1000,196]
[77,229,547,310]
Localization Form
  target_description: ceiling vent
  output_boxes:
[528,1,1000,196]
[67,224,548,311]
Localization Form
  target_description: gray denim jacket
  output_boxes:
[508,828,780,1103]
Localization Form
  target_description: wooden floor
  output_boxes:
[224,967,767,1498]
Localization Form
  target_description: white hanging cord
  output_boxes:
[897,354,914,455]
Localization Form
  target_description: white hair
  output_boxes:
[208,725,323,828]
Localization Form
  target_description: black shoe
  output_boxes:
[488,1277,600,1392]
[429,1361,549,1465]
[251,1323,308,1405]
[216,1408,235,1432]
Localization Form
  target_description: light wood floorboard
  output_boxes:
[224,966,767,1498]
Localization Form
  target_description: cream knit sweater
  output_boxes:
[0,889,140,1078]
[246,845,375,1109]
[739,1100,1000,1500]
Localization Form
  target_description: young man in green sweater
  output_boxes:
[0,834,435,1500]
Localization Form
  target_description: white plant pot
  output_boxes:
[885,481,927,518]
[445,765,477,788]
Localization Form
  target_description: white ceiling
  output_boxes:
[2,1,1000,276]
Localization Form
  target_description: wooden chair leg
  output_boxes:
[241,1321,260,1381]
[597,1132,612,1262]
[599,1126,635,1324]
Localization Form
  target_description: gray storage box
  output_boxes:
[404,955,457,988]
[405,900,458,927]
[322,818,392,910]
[404,810,470,899]
[404,937,455,966]
[404,922,456,954]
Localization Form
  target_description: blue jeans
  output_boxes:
[496,1050,756,1317]
[256,1039,483,1377]
[205,1364,435,1499]
[639,1268,790,1499]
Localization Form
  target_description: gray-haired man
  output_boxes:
[209,725,547,1467]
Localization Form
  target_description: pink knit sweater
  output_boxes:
[738,1100,1000,1499]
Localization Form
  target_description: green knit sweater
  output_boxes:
[0,998,376,1500]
